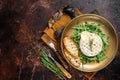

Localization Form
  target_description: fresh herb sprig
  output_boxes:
[89,39,93,51]
[71,22,109,64]
[39,50,65,79]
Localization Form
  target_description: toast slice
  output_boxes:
[63,36,78,58]
[64,49,80,67]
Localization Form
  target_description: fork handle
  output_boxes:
[55,61,72,79]
[56,51,68,69]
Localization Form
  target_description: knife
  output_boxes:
[42,34,68,69]
[43,47,72,79]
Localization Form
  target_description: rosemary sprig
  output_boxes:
[39,50,65,79]
[89,39,93,51]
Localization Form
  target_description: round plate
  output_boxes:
[61,14,118,72]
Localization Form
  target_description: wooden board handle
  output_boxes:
[55,62,72,79]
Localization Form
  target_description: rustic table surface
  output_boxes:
[0,0,120,80]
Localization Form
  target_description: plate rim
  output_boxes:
[61,14,118,72]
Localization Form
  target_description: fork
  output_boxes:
[43,47,72,79]
[43,34,68,69]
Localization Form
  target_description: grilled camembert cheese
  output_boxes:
[80,31,103,57]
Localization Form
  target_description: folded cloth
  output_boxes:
[41,5,97,80]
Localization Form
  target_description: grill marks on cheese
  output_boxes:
[63,37,78,58]
[80,31,103,57]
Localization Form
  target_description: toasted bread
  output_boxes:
[63,36,78,58]
[64,49,80,67]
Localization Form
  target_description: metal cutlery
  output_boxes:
[43,34,68,69]
[43,47,72,79]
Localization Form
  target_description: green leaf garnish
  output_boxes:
[71,22,109,64]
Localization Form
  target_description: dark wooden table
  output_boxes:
[0,0,120,80]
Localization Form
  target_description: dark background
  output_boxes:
[0,0,120,80]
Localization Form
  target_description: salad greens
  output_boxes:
[71,22,109,64]
[39,50,64,79]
